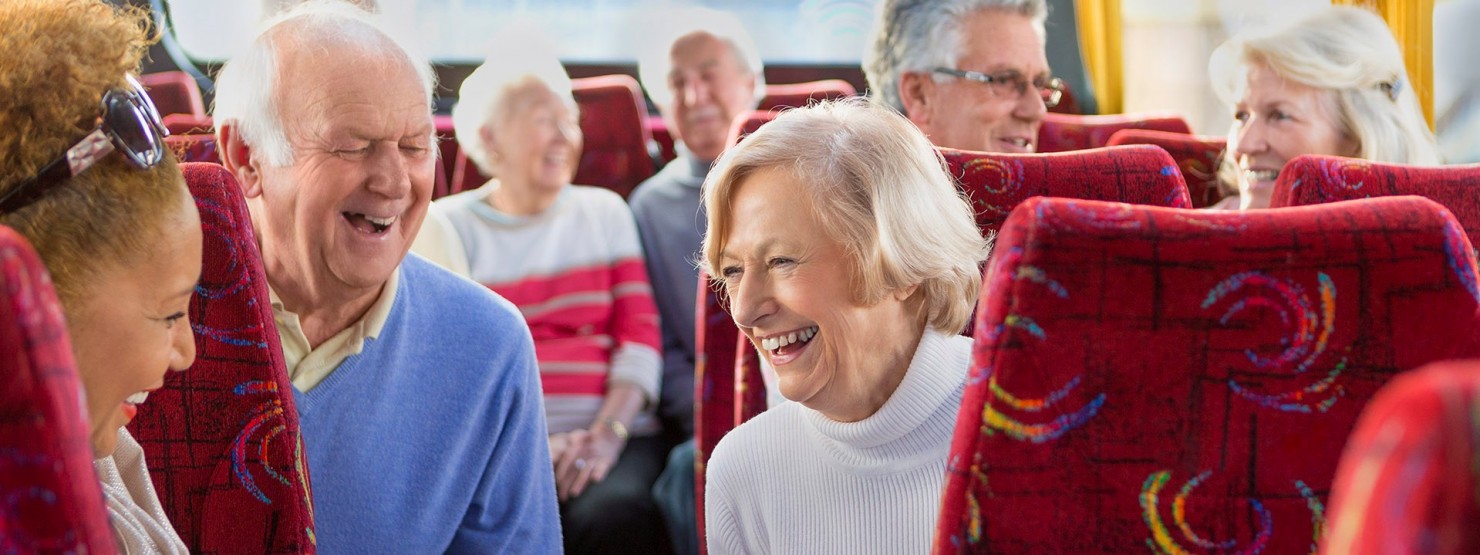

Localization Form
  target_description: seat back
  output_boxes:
[162,114,214,136]
[1322,359,1480,555]
[127,163,315,553]
[1106,129,1228,208]
[726,110,779,147]
[140,71,206,118]
[756,79,856,111]
[1271,155,1480,248]
[940,145,1193,237]
[165,134,221,164]
[936,196,1480,553]
[0,226,116,554]
[1037,112,1191,153]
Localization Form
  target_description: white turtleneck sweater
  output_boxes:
[704,329,971,555]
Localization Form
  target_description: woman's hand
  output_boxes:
[552,426,627,501]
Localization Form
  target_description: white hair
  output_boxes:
[702,99,988,333]
[213,0,435,167]
[636,7,766,109]
[864,0,1048,114]
[451,27,575,176]
[1210,5,1439,166]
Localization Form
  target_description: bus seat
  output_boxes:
[757,79,857,111]
[726,110,779,146]
[434,114,458,199]
[141,71,207,118]
[1106,129,1228,208]
[937,196,1480,553]
[0,226,117,554]
[1271,155,1480,249]
[165,134,220,165]
[1322,359,1480,555]
[127,162,316,554]
[163,114,214,136]
[1037,112,1191,153]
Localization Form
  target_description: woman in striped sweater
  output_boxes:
[436,34,671,555]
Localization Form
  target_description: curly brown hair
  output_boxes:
[0,0,189,305]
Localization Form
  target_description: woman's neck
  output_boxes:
[488,178,560,216]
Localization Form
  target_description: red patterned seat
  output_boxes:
[1037,112,1191,153]
[162,114,214,136]
[452,74,657,199]
[1321,359,1480,555]
[127,163,315,553]
[0,226,116,554]
[936,196,1480,553]
[165,134,220,164]
[140,71,206,118]
[1270,155,1480,248]
[756,79,856,111]
[1107,129,1229,208]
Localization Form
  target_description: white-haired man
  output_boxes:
[212,2,560,552]
[864,0,1058,153]
[629,9,763,555]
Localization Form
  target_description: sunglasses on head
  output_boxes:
[0,74,169,214]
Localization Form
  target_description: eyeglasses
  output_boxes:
[931,67,1064,109]
[0,74,169,214]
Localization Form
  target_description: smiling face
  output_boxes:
[67,187,201,456]
[1229,62,1357,209]
[717,166,922,422]
[664,31,757,162]
[902,9,1048,153]
[484,78,581,195]
[250,42,436,302]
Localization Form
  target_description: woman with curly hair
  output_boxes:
[0,1,201,551]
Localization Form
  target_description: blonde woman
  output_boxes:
[1210,5,1439,210]
[701,99,989,553]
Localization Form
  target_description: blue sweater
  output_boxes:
[293,255,561,553]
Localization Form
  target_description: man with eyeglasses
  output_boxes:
[212,1,560,552]
[865,0,1057,153]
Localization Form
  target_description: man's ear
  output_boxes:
[898,71,935,129]
[216,121,264,199]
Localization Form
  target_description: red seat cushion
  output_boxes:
[0,226,116,554]
[756,79,856,111]
[1271,155,1480,249]
[140,71,206,118]
[1322,359,1480,554]
[1106,129,1228,208]
[937,196,1480,553]
[1037,112,1191,153]
[165,134,220,164]
[127,162,315,553]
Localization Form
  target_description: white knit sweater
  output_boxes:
[704,329,971,555]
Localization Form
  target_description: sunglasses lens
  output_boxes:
[103,91,165,168]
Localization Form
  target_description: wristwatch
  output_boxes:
[601,418,630,441]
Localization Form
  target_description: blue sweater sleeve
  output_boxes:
[448,323,563,553]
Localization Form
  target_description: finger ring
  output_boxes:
[574,459,587,470]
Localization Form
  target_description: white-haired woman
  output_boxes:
[701,99,989,554]
[435,42,671,554]
[1210,5,1440,210]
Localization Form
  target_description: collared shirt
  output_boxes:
[269,269,400,392]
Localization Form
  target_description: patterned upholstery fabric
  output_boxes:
[452,74,657,199]
[127,163,315,554]
[1270,155,1480,248]
[0,226,117,554]
[756,79,856,111]
[141,71,207,118]
[1106,129,1229,209]
[165,134,221,165]
[1037,112,1191,153]
[1321,359,1480,555]
[936,196,1480,553]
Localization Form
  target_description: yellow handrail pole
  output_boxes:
[1075,0,1124,114]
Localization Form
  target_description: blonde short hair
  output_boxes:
[701,99,989,333]
[1211,5,1439,167]
[0,0,187,305]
